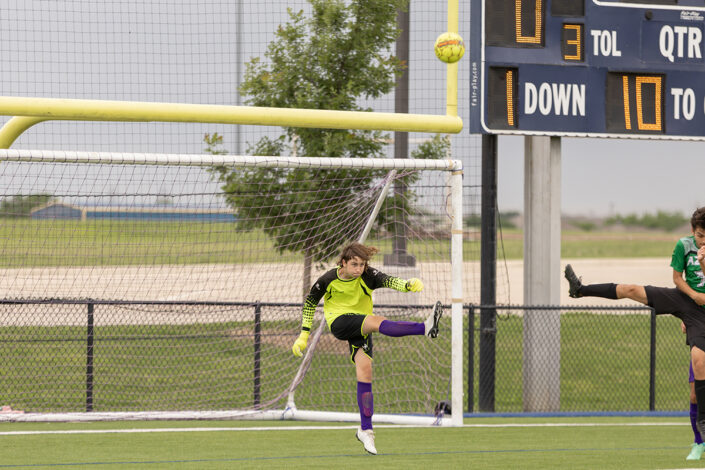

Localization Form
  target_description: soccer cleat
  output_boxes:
[425,301,443,338]
[564,264,583,298]
[687,442,705,460]
[356,427,377,455]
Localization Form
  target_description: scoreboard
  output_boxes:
[469,0,705,140]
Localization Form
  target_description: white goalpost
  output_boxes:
[0,149,464,427]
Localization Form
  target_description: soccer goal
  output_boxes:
[0,149,463,426]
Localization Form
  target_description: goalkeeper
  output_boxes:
[291,241,443,455]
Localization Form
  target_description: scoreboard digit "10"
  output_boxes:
[469,0,705,140]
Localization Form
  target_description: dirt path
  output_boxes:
[0,258,674,325]
[499,257,673,307]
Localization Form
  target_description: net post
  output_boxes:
[450,165,464,426]
[467,304,474,414]
[649,307,656,411]
[86,302,94,413]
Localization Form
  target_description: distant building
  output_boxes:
[29,201,84,220]
[29,201,236,222]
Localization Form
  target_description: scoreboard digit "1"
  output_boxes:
[469,0,705,140]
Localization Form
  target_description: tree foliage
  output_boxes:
[0,194,53,218]
[605,210,687,232]
[208,0,448,277]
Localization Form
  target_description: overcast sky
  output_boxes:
[1,1,702,218]
[497,135,705,217]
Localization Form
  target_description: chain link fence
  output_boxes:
[468,305,689,413]
[0,300,689,416]
[0,300,451,416]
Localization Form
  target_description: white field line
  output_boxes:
[0,421,687,436]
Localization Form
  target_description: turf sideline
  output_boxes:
[0,421,688,436]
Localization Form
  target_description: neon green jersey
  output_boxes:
[300,266,409,331]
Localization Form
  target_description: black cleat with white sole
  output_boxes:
[564,264,584,298]
[426,301,443,338]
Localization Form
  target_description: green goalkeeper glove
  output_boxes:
[406,278,424,292]
[292,331,310,357]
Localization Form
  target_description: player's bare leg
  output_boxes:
[362,315,386,335]
[615,284,648,304]
[693,348,705,381]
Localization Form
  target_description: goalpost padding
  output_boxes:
[0,149,463,426]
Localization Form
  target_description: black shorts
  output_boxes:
[645,285,705,351]
[330,313,373,363]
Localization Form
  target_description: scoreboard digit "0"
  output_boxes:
[469,0,705,140]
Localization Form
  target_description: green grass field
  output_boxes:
[0,220,695,468]
[0,219,460,266]
[1,417,699,469]
[497,229,679,259]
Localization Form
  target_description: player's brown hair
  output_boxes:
[692,207,705,231]
[337,242,379,267]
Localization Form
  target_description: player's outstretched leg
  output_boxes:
[374,302,442,338]
[425,301,443,338]
[565,264,638,301]
[356,427,377,455]
[564,264,583,298]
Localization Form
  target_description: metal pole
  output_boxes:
[390,6,413,267]
[86,303,94,412]
[235,0,243,156]
[649,308,656,411]
[467,305,475,413]
[254,302,262,408]
[480,134,497,412]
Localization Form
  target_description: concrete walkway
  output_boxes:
[499,257,674,307]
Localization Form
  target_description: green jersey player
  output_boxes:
[671,209,705,460]
[565,208,705,458]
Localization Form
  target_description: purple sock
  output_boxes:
[378,320,424,337]
[357,381,373,430]
[692,402,703,444]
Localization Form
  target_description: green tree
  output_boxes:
[605,210,687,232]
[209,0,447,296]
[0,194,53,218]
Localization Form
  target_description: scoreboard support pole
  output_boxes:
[480,134,498,412]
[522,135,562,412]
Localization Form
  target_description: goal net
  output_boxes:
[0,150,463,426]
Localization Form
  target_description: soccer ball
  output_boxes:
[434,32,465,64]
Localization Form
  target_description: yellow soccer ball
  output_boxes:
[434,32,465,64]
